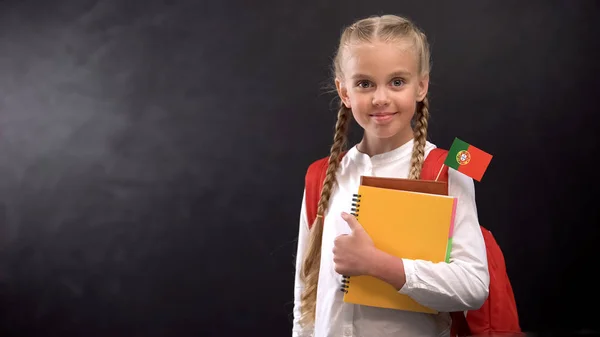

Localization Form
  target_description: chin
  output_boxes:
[370,124,414,142]
[370,125,403,139]
[373,130,398,139]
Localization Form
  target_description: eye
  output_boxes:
[391,79,405,87]
[356,80,372,89]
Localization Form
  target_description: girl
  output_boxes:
[292,14,490,337]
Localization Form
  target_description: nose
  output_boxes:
[372,87,390,107]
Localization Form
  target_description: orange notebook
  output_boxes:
[341,176,457,314]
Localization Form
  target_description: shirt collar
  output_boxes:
[347,138,415,167]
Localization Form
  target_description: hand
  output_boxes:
[333,212,376,276]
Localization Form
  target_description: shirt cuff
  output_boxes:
[398,258,415,294]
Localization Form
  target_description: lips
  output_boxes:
[369,112,397,117]
[369,112,397,124]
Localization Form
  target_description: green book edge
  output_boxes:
[445,237,453,263]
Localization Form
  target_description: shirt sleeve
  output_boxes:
[292,189,314,337]
[397,169,490,312]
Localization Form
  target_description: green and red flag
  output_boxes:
[444,138,493,182]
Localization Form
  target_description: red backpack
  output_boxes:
[303,148,522,336]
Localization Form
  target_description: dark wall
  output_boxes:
[0,0,598,336]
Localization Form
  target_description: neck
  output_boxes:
[357,131,414,157]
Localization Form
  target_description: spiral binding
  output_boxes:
[340,193,362,294]
[340,275,350,293]
[350,193,361,217]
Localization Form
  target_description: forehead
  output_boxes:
[341,40,419,78]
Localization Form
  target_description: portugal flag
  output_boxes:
[444,138,493,182]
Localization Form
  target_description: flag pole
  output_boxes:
[435,164,445,182]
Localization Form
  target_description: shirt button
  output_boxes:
[344,328,352,336]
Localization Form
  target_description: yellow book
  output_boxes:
[341,183,458,314]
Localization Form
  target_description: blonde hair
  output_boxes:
[298,14,432,326]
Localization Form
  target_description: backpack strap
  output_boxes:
[305,152,347,229]
[420,148,450,181]
[304,156,330,229]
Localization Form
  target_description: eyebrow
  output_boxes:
[389,70,412,78]
[350,70,412,80]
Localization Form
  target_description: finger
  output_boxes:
[341,212,361,231]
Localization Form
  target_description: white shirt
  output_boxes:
[292,139,490,337]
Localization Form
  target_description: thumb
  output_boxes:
[341,212,363,232]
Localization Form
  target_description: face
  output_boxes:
[335,39,429,146]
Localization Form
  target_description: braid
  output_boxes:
[317,106,351,216]
[299,104,351,326]
[408,96,430,179]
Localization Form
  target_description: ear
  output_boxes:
[335,78,351,108]
[416,73,430,102]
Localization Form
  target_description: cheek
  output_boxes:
[349,95,370,110]
[349,98,371,123]
[399,99,417,113]
[396,91,419,111]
